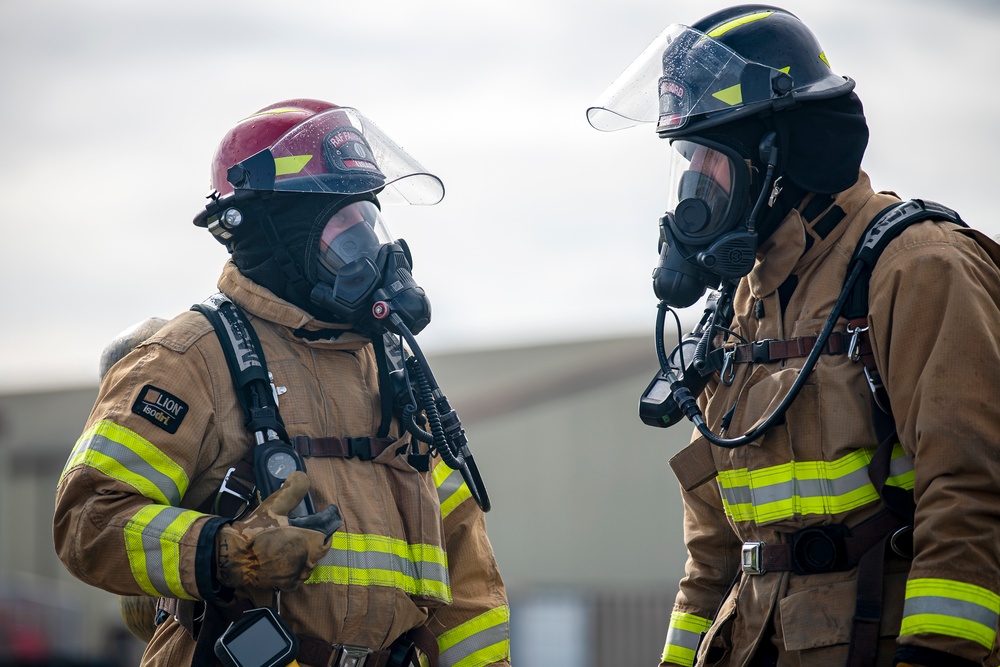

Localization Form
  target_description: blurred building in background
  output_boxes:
[0,334,691,666]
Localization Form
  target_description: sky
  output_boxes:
[1,0,998,394]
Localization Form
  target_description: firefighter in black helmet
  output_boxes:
[591,5,1000,667]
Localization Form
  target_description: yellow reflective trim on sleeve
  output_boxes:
[433,459,472,520]
[662,612,712,666]
[712,84,743,107]
[273,155,313,176]
[901,578,1000,649]
[706,11,774,38]
[437,605,510,667]
[124,504,201,599]
[62,420,189,506]
[661,644,697,667]
[670,611,713,634]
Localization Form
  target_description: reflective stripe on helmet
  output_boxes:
[437,605,510,667]
[706,10,774,38]
[901,578,1000,649]
[62,420,189,506]
[124,504,203,599]
[433,459,472,520]
[308,532,452,604]
[717,444,915,523]
[662,612,713,667]
[273,154,313,176]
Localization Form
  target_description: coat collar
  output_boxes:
[747,171,878,299]
[217,261,371,349]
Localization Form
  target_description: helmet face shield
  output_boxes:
[587,12,853,136]
[588,24,787,133]
[228,107,444,205]
[317,200,393,275]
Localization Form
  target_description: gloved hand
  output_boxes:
[215,471,342,591]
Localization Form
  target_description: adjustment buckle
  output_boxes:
[347,437,372,461]
[741,542,765,575]
[330,645,373,667]
[751,339,775,364]
[213,467,254,520]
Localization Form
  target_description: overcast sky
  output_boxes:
[1,0,998,393]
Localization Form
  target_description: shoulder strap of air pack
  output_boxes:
[844,198,966,321]
[844,199,965,519]
[841,201,965,667]
[191,293,288,442]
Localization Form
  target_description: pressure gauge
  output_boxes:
[252,440,316,518]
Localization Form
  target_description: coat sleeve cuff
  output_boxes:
[894,645,979,667]
[196,516,232,602]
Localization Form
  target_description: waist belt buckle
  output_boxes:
[331,645,373,667]
[741,541,765,575]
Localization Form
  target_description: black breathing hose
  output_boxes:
[656,262,865,448]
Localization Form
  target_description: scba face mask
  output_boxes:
[654,137,760,307]
[310,200,431,335]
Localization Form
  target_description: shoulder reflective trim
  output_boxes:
[662,611,713,667]
[62,420,189,506]
[124,504,203,599]
[901,578,1000,649]
[706,10,775,38]
[437,605,510,667]
[433,460,472,520]
[717,444,914,523]
[308,532,452,603]
[273,155,313,176]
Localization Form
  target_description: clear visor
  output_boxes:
[587,24,778,132]
[232,107,444,205]
[665,140,738,242]
[317,200,394,274]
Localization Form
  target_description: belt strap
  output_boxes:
[729,331,851,364]
[294,435,398,461]
[744,510,907,575]
[297,626,439,667]
[297,639,391,667]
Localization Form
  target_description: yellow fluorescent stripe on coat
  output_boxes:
[706,11,774,38]
[124,504,202,599]
[662,612,713,667]
[62,420,189,505]
[437,606,511,667]
[433,460,472,519]
[901,578,1000,649]
[307,531,452,602]
[273,155,313,176]
[717,445,914,523]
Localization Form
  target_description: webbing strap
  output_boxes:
[191,293,288,441]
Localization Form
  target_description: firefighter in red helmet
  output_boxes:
[54,99,510,667]
[590,5,1000,667]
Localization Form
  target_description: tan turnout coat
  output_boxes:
[54,262,510,667]
[661,172,1000,667]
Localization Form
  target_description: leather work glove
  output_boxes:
[215,471,342,591]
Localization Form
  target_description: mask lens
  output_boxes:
[318,200,393,274]
[666,140,738,242]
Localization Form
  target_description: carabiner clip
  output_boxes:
[847,323,869,362]
[721,349,736,387]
